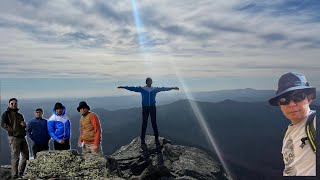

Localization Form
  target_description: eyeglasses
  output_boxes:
[10,103,17,105]
[278,91,307,105]
[35,111,42,114]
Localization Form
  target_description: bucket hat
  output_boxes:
[77,101,90,112]
[269,72,316,106]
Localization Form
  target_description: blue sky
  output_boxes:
[0,0,319,99]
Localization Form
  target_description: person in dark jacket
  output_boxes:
[118,77,179,147]
[1,98,29,179]
[26,108,51,158]
[47,102,71,150]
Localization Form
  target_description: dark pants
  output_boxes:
[54,139,70,150]
[141,106,159,142]
[32,144,49,158]
[8,136,29,177]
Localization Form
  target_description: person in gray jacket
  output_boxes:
[1,98,29,179]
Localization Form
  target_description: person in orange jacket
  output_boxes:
[77,101,102,155]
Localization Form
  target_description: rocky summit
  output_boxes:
[1,136,229,180]
[107,136,229,180]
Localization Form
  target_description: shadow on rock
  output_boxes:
[107,135,230,180]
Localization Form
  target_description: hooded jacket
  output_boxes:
[122,86,176,106]
[1,108,26,138]
[47,106,71,142]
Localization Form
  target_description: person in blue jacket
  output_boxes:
[118,77,179,146]
[26,108,51,158]
[47,102,71,150]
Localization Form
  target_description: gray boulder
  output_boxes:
[23,149,121,180]
[107,136,230,180]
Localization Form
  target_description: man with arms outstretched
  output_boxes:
[118,77,179,147]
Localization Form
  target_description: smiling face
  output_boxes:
[279,90,312,125]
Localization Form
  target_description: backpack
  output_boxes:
[284,111,316,153]
[305,111,316,153]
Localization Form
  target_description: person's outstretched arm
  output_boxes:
[118,86,142,92]
[156,87,179,92]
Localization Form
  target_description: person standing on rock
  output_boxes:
[118,77,179,147]
[1,98,29,179]
[48,102,71,150]
[77,101,102,155]
[269,72,316,176]
[26,108,51,158]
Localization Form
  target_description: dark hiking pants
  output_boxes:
[8,136,29,177]
[54,139,70,150]
[141,106,159,142]
[32,144,49,158]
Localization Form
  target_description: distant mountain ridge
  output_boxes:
[1,88,319,179]
[1,89,319,111]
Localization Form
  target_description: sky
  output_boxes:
[0,0,319,100]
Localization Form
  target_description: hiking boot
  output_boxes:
[141,140,146,147]
[18,172,24,178]
[141,140,146,145]
[155,139,160,146]
[140,141,148,151]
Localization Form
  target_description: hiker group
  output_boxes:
[1,77,179,179]
[0,74,317,178]
[0,100,102,179]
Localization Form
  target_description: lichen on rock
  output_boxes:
[23,150,111,179]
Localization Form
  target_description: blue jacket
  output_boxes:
[47,106,71,142]
[123,86,176,106]
[26,118,51,145]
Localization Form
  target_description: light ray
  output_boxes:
[130,2,233,179]
[170,61,233,179]
[131,0,153,76]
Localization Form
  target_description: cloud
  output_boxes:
[0,0,319,81]
[260,33,287,42]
